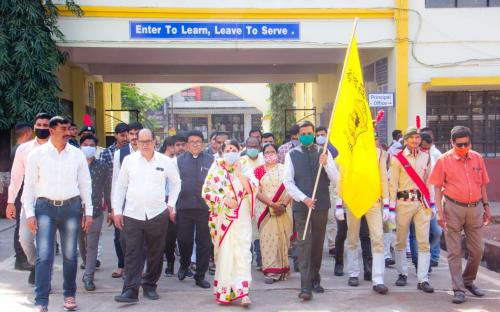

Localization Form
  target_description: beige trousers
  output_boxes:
[346,203,384,254]
[394,200,431,252]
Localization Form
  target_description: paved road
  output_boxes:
[1,221,499,311]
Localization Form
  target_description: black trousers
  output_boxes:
[164,218,177,264]
[122,211,168,293]
[176,209,210,281]
[334,215,372,265]
[114,227,125,269]
[14,194,28,263]
[294,209,329,289]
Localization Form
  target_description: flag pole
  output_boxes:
[302,18,359,240]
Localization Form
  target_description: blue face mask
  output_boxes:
[246,148,259,158]
[316,135,327,145]
[81,146,96,159]
[223,152,240,165]
[291,139,299,146]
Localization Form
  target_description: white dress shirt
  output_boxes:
[111,143,138,201]
[8,138,46,204]
[283,146,338,202]
[22,140,93,218]
[112,151,181,221]
[429,144,442,168]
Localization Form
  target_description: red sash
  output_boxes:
[394,151,430,208]
[257,183,285,229]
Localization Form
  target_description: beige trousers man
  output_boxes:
[326,184,337,250]
[444,199,484,293]
[394,200,431,282]
[346,202,385,285]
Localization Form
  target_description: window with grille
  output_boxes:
[426,0,500,7]
[426,91,500,157]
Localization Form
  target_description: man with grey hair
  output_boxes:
[113,129,181,303]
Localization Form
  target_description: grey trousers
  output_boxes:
[19,208,37,265]
[78,214,104,282]
[293,209,329,290]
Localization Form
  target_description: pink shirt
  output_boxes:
[8,139,45,204]
[429,149,489,203]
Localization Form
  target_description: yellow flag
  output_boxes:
[329,36,381,219]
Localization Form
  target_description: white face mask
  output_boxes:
[223,152,240,165]
[316,135,327,145]
[81,146,96,159]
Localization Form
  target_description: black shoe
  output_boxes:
[195,279,211,289]
[164,262,174,277]
[385,258,395,267]
[452,291,466,304]
[96,260,101,269]
[55,243,60,255]
[465,284,485,297]
[80,263,85,270]
[334,263,344,276]
[84,280,96,291]
[417,282,434,293]
[373,284,389,294]
[298,288,313,300]
[143,288,159,300]
[348,277,359,287]
[28,268,35,285]
[15,261,34,271]
[395,274,407,286]
[430,260,438,267]
[311,281,324,293]
[177,267,189,281]
[114,289,139,303]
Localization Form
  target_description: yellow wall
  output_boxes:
[57,64,109,147]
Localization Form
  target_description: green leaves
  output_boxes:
[269,83,295,145]
[121,83,164,129]
[0,0,81,130]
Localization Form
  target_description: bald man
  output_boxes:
[113,129,181,303]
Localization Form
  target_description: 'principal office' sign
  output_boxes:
[130,21,300,40]
[368,93,395,107]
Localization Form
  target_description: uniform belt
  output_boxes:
[39,196,80,207]
[397,190,422,201]
[444,195,479,208]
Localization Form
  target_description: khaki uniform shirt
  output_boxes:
[389,147,431,208]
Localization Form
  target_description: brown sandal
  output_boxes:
[111,271,123,278]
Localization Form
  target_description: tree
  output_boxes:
[269,83,296,145]
[0,0,82,130]
[120,83,164,129]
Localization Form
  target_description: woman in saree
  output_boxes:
[202,139,257,306]
[254,143,293,284]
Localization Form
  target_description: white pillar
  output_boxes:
[244,113,252,139]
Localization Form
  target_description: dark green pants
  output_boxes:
[293,209,329,290]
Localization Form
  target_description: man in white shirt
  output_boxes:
[108,122,141,279]
[113,129,181,303]
[283,120,338,301]
[23,116,93,312]
[388,129,404,156]
[6,113,51,285]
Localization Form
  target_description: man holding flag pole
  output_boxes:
[283,120,338,301]
[285,17,385,300]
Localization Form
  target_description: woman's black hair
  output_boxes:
[222,139,241,151]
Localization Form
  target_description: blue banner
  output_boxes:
[130,22,300,40]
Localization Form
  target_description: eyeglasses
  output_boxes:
[455,142,470,148]
[188,141,203,145]
[138,140,153,145]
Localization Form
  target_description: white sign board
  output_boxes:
[368,93,394,107]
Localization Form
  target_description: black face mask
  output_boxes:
[35,128,50,139]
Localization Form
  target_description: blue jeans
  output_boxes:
[409,217,442,266]
[34,197,81,307]
[252,239,262,267]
